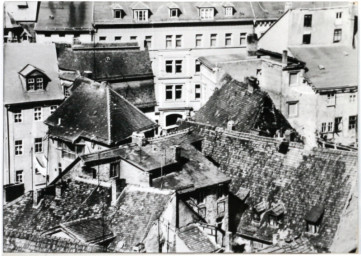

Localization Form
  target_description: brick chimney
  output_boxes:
[245,76,259,94]
[247,33,258,56]
[169,145,181,162]
[282,50,288,65]
[132,131,146,147]
[227,120,234,131]
[111,177,126,206]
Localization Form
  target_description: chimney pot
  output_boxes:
[132,132,146,147]
[282,50,288,65]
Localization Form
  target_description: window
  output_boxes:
[240,33,247,45]
[349,115,357,129]
[307,223,319,234]
[217,186,225,199]
[15,140,23,155]
[217,201,225,215]
[195,84,201,99]
[166,35,173,48]
[34,138,43,153]
[303,34,311,44]
[114,9,122,18]
[165,60,173,73]
[321,122,327,133]
[336,12,342,19]
[130,36,137,41]
[333,29,342,43]
[165,60,182,74]
[50,106,57,114]
[170,8,178,17]
[166,85,173,100]
[34,107,42,121]
[289,72,298,85]
[327,92,336,106]
[36,78,43,90]
[14,110,22,123]
[175,60,182,73]
[335,117,342,132]
[225,33,232,46]
[144,36,152,48]
[210,34,217,47]
[99,36,106,41]
[198,191,206,204]
[75,145,84,155]
[15,170,23,183]
[64,87,70,97]
[225,7,233,16]
[199,8,214,20]
[134,10,148,21]
[304,14,312,27]
[287,102,298,117]
[58,163,62,173]
[175,85,182,99]
[198,207,206,218]
[195,34,202,47]
[27,78,35,90]
[114,36,122,41]
[110,162,120,178]
[328,122,333,132]
[175,35,182,48]
[350,94,356,102]
[195,60,201,73]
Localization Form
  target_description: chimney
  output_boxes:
[58,118,61,126]
[170,145,181,162]
[227,120,234,131]
[111,177,125,206]
[131,131,146,147]
[282,50,288,65]
[55,185,62,199]
[32,189,43,208]
[245,76,259,94]
[247,33,258,56]
[83,70,93,79]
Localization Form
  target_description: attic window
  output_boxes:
[199,8,214,20]
[225,7,233,16]
[134,10,148,21]
[27,77,44,91]
[170,8,179,17]
[305,205,324,234]
[113,9,123,19]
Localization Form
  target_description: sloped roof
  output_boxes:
[45,77,156,145]
[56,45,153,81]
[107,185,173,252]
[199,128,358,252]
[3,228,105,253]
[177,224,218,252]
[35,1,93,31]
[19,64,50,80]
[4,44,64,105]
[257,237,316,253]
[4,1,39,22]
[193,74,292,137]
[289,46,358,90]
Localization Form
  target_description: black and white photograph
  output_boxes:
[2,0,359,253]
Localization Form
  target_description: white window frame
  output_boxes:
[225,33,232,46]
[15,140,23,155]
[333,29,342,43]
[166,35,173,48]
[34,107,42,121]
[195,84,201,100]
[50,105,57,114]
[130,36,137,41]
[165,60,183,74]
[210,34,217,47]
[114,9,122,19]
[336,12,342,19]
[34,137,43,153]
[321,122,327,133]
[327,92,336,106]
[289,72,298,86]
[16,170,23,183]
[175,35,182,48]
[199,8,214,20]
[36,77,44,90]
[27,78,35,90]
[240,33,247,45]
[14,110,22,123]
[195,34,203,47]
[170,8,178,17]
[165,84,183,101]
[134,9,148,21]
[327,122,334,132]
[145,36,152,49]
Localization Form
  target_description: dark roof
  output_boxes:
[93,2,283,26]
[110,79,156,108]
[56,45,153,81]
[3,228,105,253]
[289,46,358,90]
[305,205,325,223]
[198,128,358,251]
[107,185,173,252]
[257,237,316,253]
[35,2,93,32]
[4,44,64,105]
[193,74,292,137]
[177,224,218,253]
[45,77,156,145]
[61,217,114,243]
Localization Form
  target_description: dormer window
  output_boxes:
[305,205,324,234]
[134,10,148,21]
[20,64,50,92]
[268,202,285,228]
[36,78,44,90]
[225,7,234,16]
[114,9,123,18]
[27,78,35,90]
[170,8,179,17]
[199,8,214,20]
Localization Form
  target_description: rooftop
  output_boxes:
[56,44,153,81]
[257,236,316,253]
[45,77,156,145]
[35,1,93,31]
[4,43,64,105]
[4,1,39,23]
[289,45,358,90]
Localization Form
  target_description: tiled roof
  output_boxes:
[289,46,358,90]
[110,79,157,108]
[3,180,111,232]
[257,237,316,253]
[4,44,64,105]
[35,2,93,31]
[177,224,218,252]
[45,77,156,145]
[3,228,105,253]
[200,128,358,252]
[107,185,173,252]
[56,44,153,81]
[193,74,292,137]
